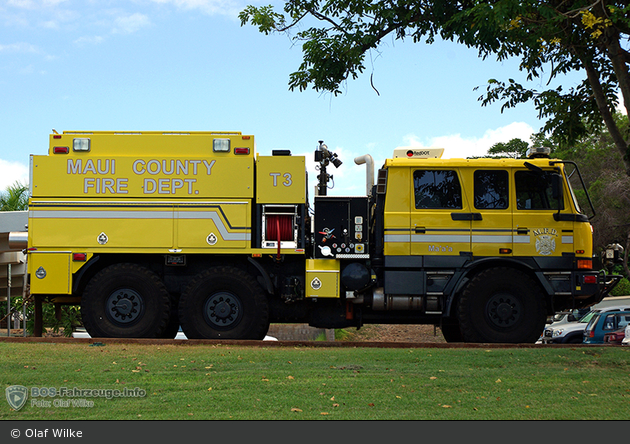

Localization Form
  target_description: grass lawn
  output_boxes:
[1,342,629,420]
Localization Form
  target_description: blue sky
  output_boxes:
[0,0,579,196]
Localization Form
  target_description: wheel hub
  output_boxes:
[106,289,144,325]
[486,294,522,328]
[204,292,242,329]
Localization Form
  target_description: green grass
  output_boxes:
[1,342,629,420]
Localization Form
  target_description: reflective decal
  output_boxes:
[534,228,558,255]
[311,277,322,290]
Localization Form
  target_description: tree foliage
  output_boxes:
[550,113,630,252]
[488,138,531,158]
[0,181,29,211]
[240,1,630,172]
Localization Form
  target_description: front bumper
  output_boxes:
[545,271,623,309]
[541,329,560,344]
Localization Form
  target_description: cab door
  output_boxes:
[467,168,513,257]
[511,168,574,259]
[410,169,471,257]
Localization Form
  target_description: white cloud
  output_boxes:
[0,42,38,53]
[402,122,535,159]
[74,12,151,45]
[0,159,30,191]
[616,90,627,115]
[7,0,68,8]
[6,0,36,9]
[148,0,243,16]
[112,13,151,34]
[74,35,105,46]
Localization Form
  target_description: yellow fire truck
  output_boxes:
[15,131,621,342]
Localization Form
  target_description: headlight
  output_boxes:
[553,329,564,337]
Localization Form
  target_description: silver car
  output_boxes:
[541,305,630,344]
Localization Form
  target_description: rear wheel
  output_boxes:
[159,295,181,339]
[81,263,171,338]
[457,267,546,343]
[178,266,269,340]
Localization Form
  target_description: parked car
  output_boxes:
[623,324,630,346]
[603,327,626,345]
[548,308,590,325]
[583,310,630,344]
[540,305,630,344]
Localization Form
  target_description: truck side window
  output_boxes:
[474,170,508,209]
[515,171,563,210]
[414,170,462,209]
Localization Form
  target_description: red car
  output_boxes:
[603,328,626,345]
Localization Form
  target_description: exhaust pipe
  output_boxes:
[8,232,28,250]
[354,154,374,196]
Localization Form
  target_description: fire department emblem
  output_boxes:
[206,233,218,246]
[97,232,108,245]
[535,234,556,256]
[6,385,28,411]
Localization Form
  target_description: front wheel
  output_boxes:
[81,263,172,338]
[178,266,269,340]
[457,268,547,343]
[440,321,463,343]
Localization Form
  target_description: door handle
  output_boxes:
[415,227,426,234]
[516,228,529,235]
[451,212,482,221]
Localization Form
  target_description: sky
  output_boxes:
[0,0,584,197]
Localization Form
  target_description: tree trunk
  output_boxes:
[582,58,630,176]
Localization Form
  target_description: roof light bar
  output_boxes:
[527,146,551,158]
[73,138,91,152]
[213,138,230,152]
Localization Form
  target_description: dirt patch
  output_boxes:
[340,324,447,343]
[0,328,68,338]
[1,325,448,343]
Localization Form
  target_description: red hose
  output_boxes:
[266,215,293,259]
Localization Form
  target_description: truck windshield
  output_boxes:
[564,166,583,214]
[555,161,595,218]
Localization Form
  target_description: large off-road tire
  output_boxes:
[457,267,547,343]
[178,266,269,340]
[81,263,171,338]
[159,295,181,339]
[440,321,463,343]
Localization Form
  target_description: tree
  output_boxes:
[549,113,630,252]
[488,138,530,158]
[240,1,630,173]
[0,181,28,211]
